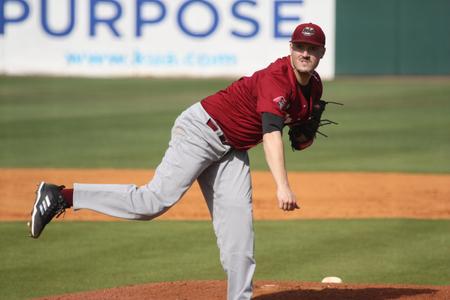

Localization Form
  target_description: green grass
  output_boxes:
[1,77,448,300]
[1,76,449,172]
[0,76,229,169]
[279,77,450,172]
[1,220,449,299]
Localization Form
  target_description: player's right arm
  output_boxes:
[262,113,299,211]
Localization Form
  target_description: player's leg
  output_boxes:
[198,149,255,300]
[72,103,230,220]
[29,103,230,237]
[73,132,215,220]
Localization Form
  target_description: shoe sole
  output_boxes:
[30,181,45,238]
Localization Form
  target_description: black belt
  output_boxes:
[207,119,228,145]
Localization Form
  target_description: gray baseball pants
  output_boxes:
[73,102,256,300]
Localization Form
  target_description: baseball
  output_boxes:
[321,276,343,284]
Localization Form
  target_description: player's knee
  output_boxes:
[144,205,171,219]
[221,251,255,271]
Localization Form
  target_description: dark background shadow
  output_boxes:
[253,287,439,300]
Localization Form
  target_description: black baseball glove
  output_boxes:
[288,100,342,151]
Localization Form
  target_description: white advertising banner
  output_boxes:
[0,0,335,78]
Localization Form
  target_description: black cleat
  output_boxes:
[29,182,68,238]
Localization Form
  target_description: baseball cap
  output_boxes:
[290,23,325,47]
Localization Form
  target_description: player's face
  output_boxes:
[290,42,325,74]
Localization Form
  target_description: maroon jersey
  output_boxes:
[201,56,323,150]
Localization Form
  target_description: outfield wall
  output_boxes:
[336,0,450,75]
[0,0,336,78]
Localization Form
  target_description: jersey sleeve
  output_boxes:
[256,74,291,117]
[261,112,284,134]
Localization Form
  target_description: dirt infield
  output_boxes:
[2,168,450,299]
[2,168,450,221]
[34,280,450,300]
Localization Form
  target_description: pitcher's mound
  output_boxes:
[36,280,450,300]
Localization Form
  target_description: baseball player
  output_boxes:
[29,23,330,300]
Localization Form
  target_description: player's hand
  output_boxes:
[277,185,300,211]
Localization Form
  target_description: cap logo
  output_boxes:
[301,27,315,36]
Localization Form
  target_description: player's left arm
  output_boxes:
[262,113,299,211]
